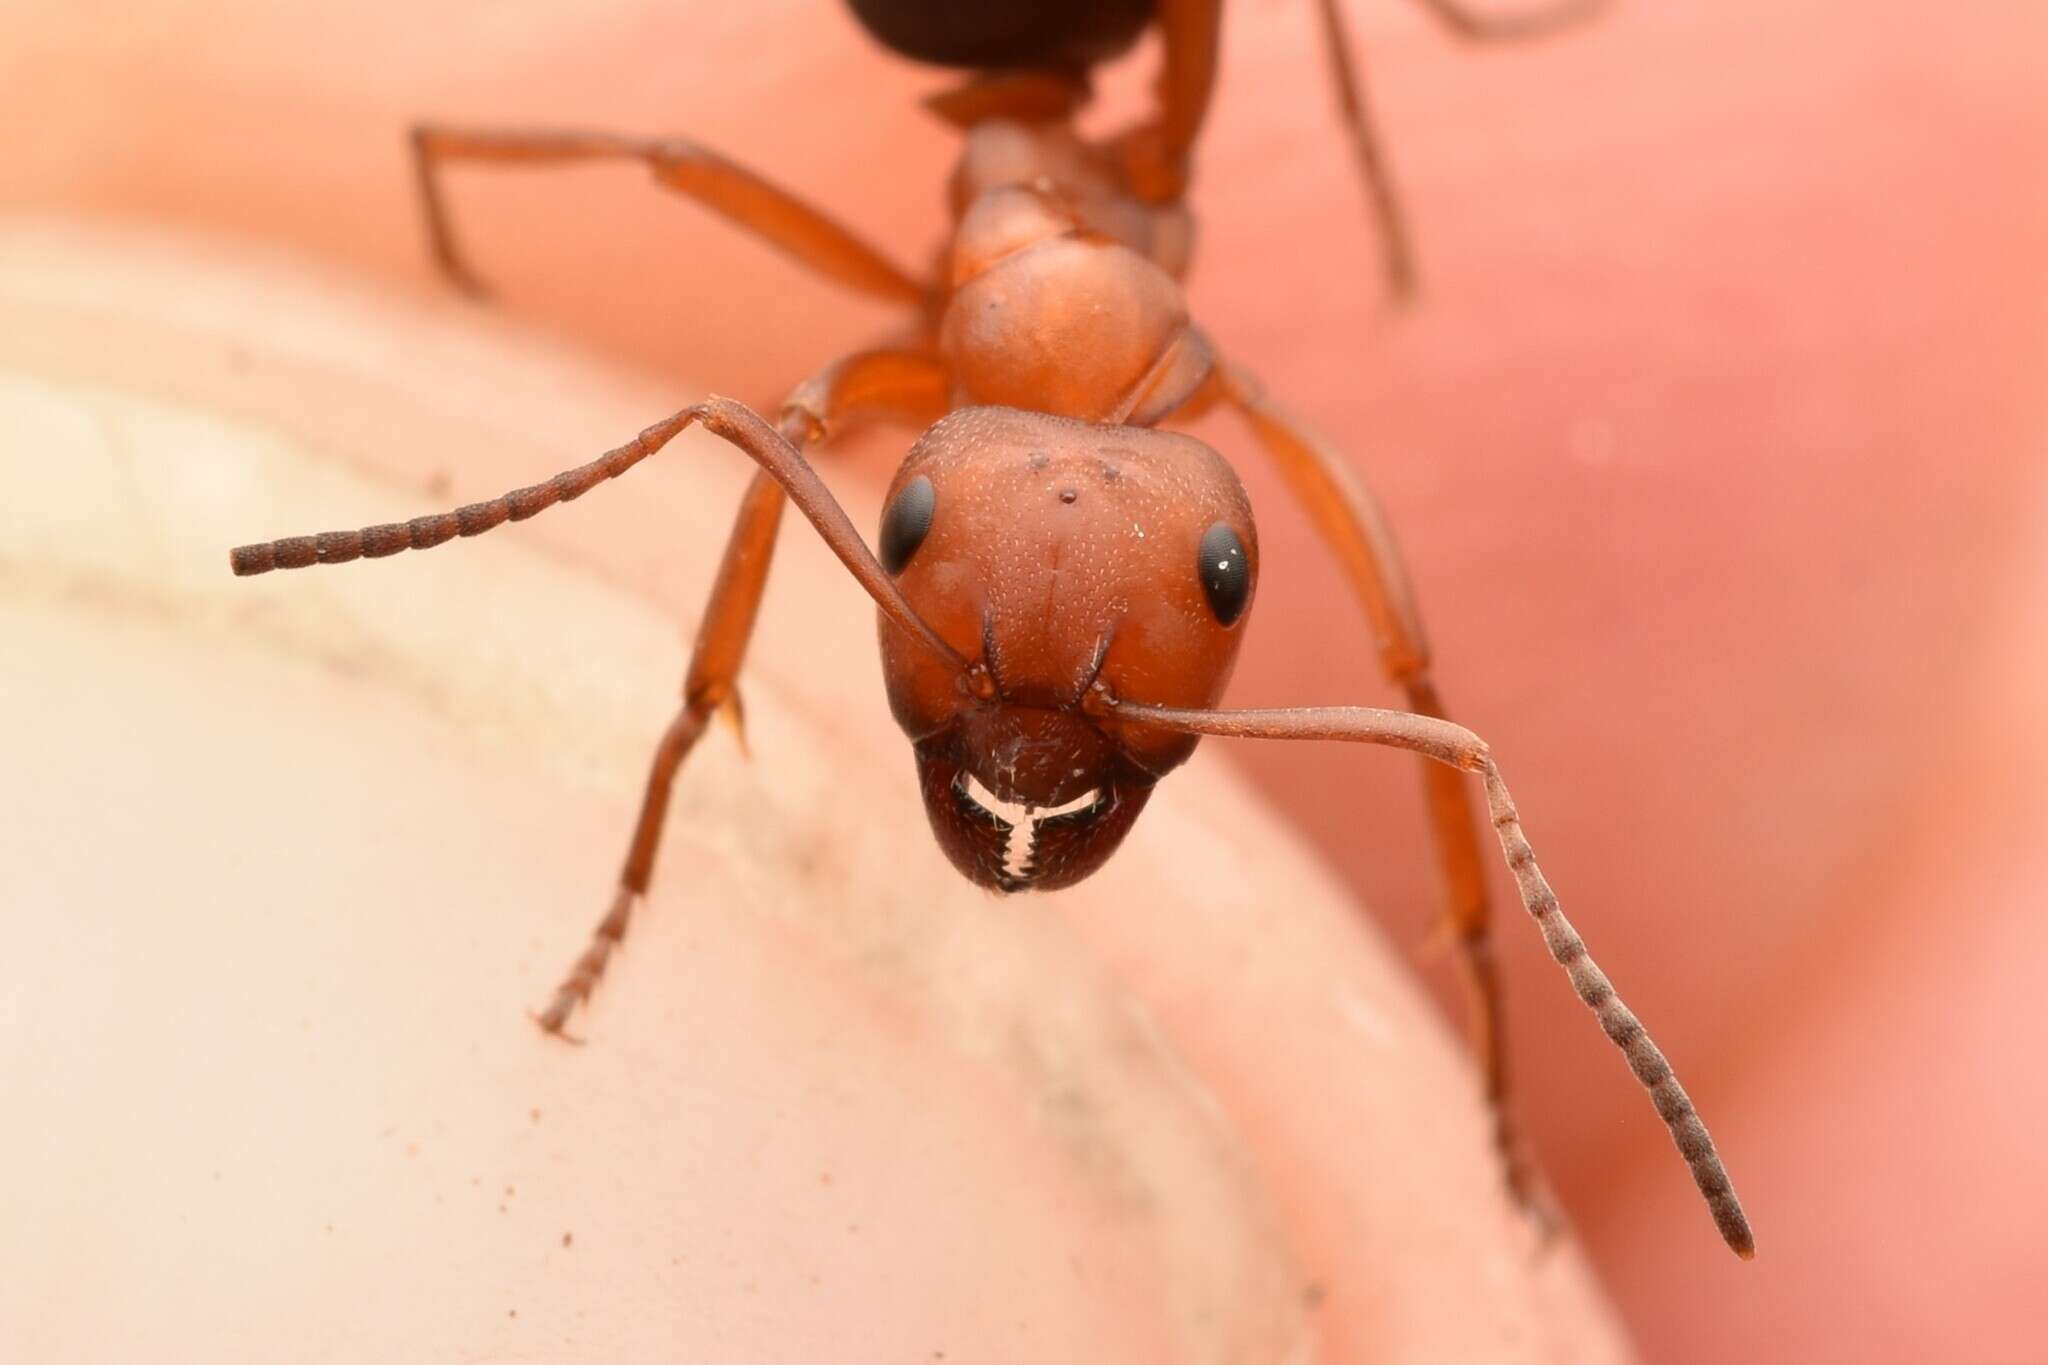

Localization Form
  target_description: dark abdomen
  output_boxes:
[844,0,1153,70]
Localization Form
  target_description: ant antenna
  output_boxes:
[1099,696,1755,1257]
[229,396,967,676]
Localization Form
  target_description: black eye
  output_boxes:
[879,475,936,574]
[1197,521,1252,626]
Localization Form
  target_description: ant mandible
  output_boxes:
[227,0,1750,1258]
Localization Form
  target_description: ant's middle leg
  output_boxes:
[409,125,929,307]
[1210,361,1540,1214]
[534,348,946,1036]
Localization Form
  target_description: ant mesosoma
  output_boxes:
[228,0,1748,1258]
[844,0,1606,301]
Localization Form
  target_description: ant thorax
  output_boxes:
[946,119,1194,277]
[938,175,1208,425]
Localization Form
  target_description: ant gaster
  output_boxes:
[229,0,1749,1259]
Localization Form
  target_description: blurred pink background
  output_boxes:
[5,1,2044,1359]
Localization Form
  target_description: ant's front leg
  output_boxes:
[534,348,946,1036]
[1310,0,1420,302]
[229,363,954,1036]
[1309,0,1606,301]
[408,125,928,308]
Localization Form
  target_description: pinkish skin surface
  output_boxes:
[3,1,2046,1359]
[0,224,1628,1363]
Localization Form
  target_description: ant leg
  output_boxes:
[409,125,928,306]
[1314,0,1608,299]
[1091,694,1755,1260]
[533,349,948,1034]
[1312,0,1420,302]
[229,359,952,1031]
[1211,362,1537,1211]
[1406,0,1609,43]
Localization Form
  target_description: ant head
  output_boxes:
[875,406,1257,891]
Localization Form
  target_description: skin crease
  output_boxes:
[1,0,2045,1361]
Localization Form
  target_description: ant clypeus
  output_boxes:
[227,1,1749,1257]
[843,0,1607,302]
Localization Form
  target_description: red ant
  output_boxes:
[227,0,1749,1258]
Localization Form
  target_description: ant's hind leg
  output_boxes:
[1212,362,1539,1215]
[1313,0,1608,300]
[1406,0,1609,43]
[534,349,947,1036]
[1113,0,1223,202]
[409,126,928,307]
[1311,0,1420,302]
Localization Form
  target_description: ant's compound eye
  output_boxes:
[1197,522,1252,626]
[879,475,937,574]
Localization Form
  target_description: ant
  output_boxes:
[844,0,1607,301]
[227,0,1750,1258]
